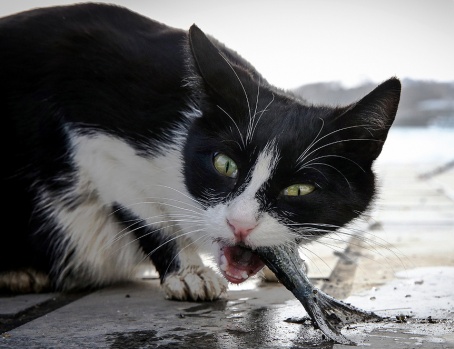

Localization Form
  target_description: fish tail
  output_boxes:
[303,288,382,344]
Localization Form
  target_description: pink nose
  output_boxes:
[227,218,257,242]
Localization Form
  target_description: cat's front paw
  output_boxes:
[162,266,227,301]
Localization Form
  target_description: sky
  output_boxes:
[1,0,453,90]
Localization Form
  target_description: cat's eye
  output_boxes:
[213,153,238,179]
[283,184,315,196]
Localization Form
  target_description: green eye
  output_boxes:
[283,184,315,196]
[213,153,238,178]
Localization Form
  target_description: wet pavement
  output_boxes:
[1,161,453,349]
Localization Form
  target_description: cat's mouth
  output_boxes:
[218,243,265,284]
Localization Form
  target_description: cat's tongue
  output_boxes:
[219,245,265,284]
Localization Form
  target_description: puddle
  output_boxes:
[106,320,333,349]
[221,306,333,348]
[106,329,218,349]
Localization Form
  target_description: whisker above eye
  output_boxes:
[300,161,352,191]
[218,52,252,121]
[301,154,366,173]
[297,123,378,165]
[248,92,275,145]
[299,137,382,168]
[298,117,325,163]
[217,104,246,150]
[246,77,261,144]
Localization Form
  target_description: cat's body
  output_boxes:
[0,3,400,300]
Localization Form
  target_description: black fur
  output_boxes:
[1,3,190,280]
[0,3,400,295]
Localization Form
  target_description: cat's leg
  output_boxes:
[135,226,227,301]
[114,205,227,301]
[0,269,51,293]
[160,241,228,301]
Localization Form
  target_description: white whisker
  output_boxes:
[161,233,212,280]
[110,220,202,254]
[217,104,246,149]
[248,93,275,145]
[298,117,325,162]
[105,214,205,250]
[301,162,352,191]
[299,137,382,167]
[140,227,206,263]
[218,53,252,120]
[302,154,365,173]
[125,200,204,217]
[298,245,334,275]
[297,125,378,163]
[285,219,408,275]
[150,184,207,209]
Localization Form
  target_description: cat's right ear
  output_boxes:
[188,24,250,110]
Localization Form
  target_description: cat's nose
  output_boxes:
[227,218,257,242]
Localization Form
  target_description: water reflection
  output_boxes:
[214,291,334,348]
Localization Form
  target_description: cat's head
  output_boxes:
[183,25,401,284]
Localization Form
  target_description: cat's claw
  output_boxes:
[162,266,227,301]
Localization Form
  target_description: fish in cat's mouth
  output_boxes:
[218,243,265,283]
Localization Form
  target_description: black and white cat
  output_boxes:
[0,3,400,300]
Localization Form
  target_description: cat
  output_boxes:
[0,3,400,301]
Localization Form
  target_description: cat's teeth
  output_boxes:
[220,251,250,281]
[223,269,249,281]
[220,255,228,271]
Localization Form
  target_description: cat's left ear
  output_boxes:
[335,77,401,161]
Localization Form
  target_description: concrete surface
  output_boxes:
[1,161,453,349]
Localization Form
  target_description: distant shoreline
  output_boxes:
[293,79,454,127]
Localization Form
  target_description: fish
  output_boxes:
[256,244,381,345]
